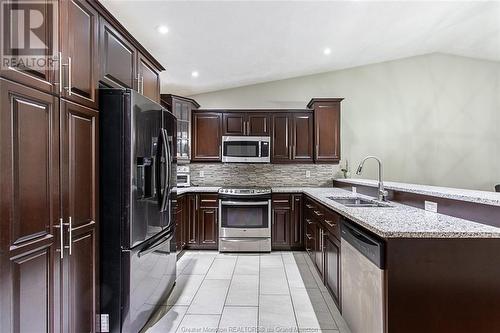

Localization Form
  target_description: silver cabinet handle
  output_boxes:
[62,57,72,95]
[64,216,72,255]
[325,219,336,227]
[314,210,323,216]
[316,144,319,157]
[57,52,63,93]
[55,218,64,259]
[221,201,269,206]
[306,233,313,240]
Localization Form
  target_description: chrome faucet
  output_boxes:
[356,156,388,201]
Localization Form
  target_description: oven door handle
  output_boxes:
[220,201,270,206]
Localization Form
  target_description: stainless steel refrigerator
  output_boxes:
[99,89,177,333]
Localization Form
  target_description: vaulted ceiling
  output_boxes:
[101,0,500,95]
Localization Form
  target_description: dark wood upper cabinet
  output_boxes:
[272,112,313,163]
[307,98,343,163]
[137,53,160,102]
[222,112,270,136]
[60,0,99,109]
[99,17,137,90]
[272,113,291,162]
[247,113,270,136]
[223,112,246,135]
[192,112,222,162]
[291,113,314,162]
[0,0,59,94]
[60,99,98,332]
[0,79,59,332]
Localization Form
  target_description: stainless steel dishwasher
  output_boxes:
[341,220,385,333]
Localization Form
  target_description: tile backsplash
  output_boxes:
[189,163,340,187]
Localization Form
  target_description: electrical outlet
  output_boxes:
[425,201,438,213]
[199,171,205,177]
[305,170,311,178]
[352,186,357,195]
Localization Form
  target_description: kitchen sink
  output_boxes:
[328,197,392,207]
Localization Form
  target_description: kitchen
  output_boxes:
[0,1,499,333]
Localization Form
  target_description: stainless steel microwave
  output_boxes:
[222,136,270,163]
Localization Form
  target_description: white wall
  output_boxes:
[190,54,500,191]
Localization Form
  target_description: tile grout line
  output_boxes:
[282,251,300,332]
[216,254,238,330]
[303,252,343,331]
[176,252,218,332]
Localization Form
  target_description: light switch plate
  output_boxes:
[425,201,438,213]
[199,171,205,177]
[352,186,357,194]
[100,314,109,332]
[305,170,311,178]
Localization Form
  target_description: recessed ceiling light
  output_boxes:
[191,71,199,78]
[157,25,169,34]
[323,48,331,55]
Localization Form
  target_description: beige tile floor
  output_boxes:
[144,250,351,333]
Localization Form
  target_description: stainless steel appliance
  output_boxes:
[218,188,272,252]
[222,136,270,163]
[341,220,385,333]
[177,165,190,187]
[99,89,177,333]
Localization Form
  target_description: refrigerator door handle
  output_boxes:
[138,229,174,258]
[160,128,170,212]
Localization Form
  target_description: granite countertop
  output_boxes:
[175,186,500,239]
[335,178,500,207]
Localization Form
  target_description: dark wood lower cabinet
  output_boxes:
[272,208,291,249]
[324,232,341,307]
[272,194,303,250]
[183,194,219,250]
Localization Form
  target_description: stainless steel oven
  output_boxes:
[218,188,271,252]
[222,136,270,163]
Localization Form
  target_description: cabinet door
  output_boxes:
[271,113,291,162]
[175,197,184,251]
[198,208,218,248]
[325,234,341,306]
[99,17,137,89]
[247,113,270,136]
[315,224,324,278]
[272,208,291,249]
[292,113,313,162]
[315,103,341,162]
[222,113,246,135]
[291,195,303,249]
[187,195,198,245]
[60,99,98,333]
[137,53,160,102]
[0,0,59,94]
[192,112,222,161]
[0,79,60,332]
[60,0,99,109]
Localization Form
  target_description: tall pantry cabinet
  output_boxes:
[0,0,163,332]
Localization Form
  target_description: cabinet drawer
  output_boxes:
[321,211,341,239]
[272,194,291,208]
[199,194,219,208]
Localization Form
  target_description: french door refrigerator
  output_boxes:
[99,89,177,333]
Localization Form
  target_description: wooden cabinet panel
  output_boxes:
[308,99,343,163]
[315,224,324,277]
[192,112,222,161]
[0,0,59,94]
[187,195,198,245]
[61,0,99,109]
[324,233,341,307]
[223,113,245,136]
[292,113,313,162]
[67,230,96,332]
[199,208,218,248]
[60,99,98,332]
[99,17,137,89]
[247,113,269,136]
[272,209,291,249]
[175,196,185,251]
[291,195,303,249]
[137,53,160,102]
[271,114,291,162]
[0,79,59,332]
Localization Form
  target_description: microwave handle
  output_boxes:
[259,141,262,157]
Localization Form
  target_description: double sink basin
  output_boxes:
[328,197,392,208]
